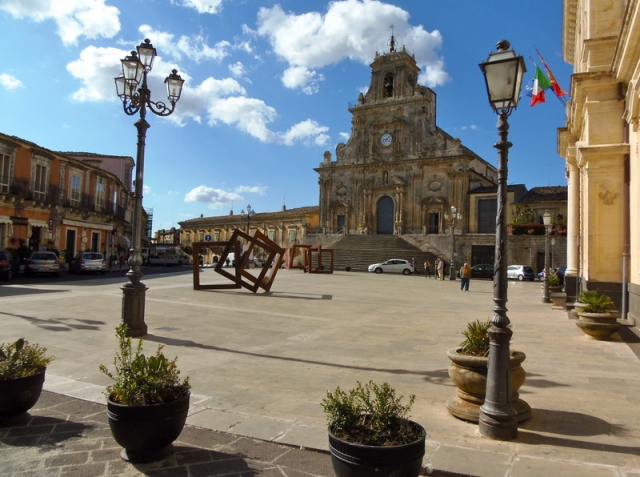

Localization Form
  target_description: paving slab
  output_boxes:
[2,268,640,476]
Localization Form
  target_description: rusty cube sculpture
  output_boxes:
[192,229,284,293]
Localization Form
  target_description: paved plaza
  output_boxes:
[1,268,640,476]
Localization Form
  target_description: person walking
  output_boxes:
[436,257,444,280]
[424,259,431,279]
[411,257,417,273]
[460,262,471,291]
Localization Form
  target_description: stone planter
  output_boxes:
[446,348,531,423]
[576,312,621,340]
[0,370,46,418]
[550,292,567,310]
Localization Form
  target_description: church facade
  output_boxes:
[315,39,498,237]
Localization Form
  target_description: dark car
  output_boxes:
[25,251,60,277]
[70,251,107,274]
[469,264,494,279]
[0,250,12,280]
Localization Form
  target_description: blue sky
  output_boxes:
[0,0,571,234]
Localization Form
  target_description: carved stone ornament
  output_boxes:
[428,179,442,191]
[598,189,618,206]
[336,184,348,196]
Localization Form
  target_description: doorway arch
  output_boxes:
[377,196,395,234]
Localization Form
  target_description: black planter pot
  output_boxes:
[0,370,46,418]
[107,392,190,463]
[328,420,426,477]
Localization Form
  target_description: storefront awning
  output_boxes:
[0,215,12,225]
[29,219,48,228]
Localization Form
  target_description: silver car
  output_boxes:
[25,251,60,277]
[368,259,415,275]
[70,252,107,274]
[507,265,535,281]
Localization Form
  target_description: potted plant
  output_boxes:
[575,290,620,340]
[321,380,426,477]
[0,338,53,418]
[100,325,191,463]
[446,320,530,423]
[547,273,563,292]
[345,264,351,272]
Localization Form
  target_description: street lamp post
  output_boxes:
[542,210,552,303]
[478,40,526,440]
[245,204,255,234]
[115,39,184,337]
[445,206,462,280]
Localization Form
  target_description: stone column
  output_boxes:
[565,156,580,306]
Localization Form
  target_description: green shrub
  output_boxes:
[321,381,419,446]
[0,338,53,380]
[547,274,561,286]
[100,325,190,406]
[459,320,491,357]
[578,290,615,313]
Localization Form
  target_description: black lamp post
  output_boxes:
[245,204,255,234]
[478,40,526,440]
[445,206,462,280]
[542,210,552,303]
[115,39,184,337]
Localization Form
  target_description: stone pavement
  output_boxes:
[1,268,640,476]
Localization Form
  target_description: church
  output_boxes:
[315,35,498,237]
[177,36,566,274]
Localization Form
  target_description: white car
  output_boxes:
[507,265,536,281]
[368,259,415,275]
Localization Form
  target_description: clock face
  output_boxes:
[381,133,392,146]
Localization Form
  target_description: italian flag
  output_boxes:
[530,66,552,106]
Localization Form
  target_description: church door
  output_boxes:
[376,196,395,234]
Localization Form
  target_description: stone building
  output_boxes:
[315,36,498,237]
[559,0,640,323]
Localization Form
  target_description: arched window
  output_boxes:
[384,73,394,97]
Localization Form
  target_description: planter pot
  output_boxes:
[328,419,426,477]
[446,349,531,423]
[576,312,621,340]
[0,370,46,418]
[550,292,567,310]
[107,392,190,463]
[571,301,587,318]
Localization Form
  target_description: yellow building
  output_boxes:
[559,0,639,324]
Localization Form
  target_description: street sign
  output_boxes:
[205,234,212,242]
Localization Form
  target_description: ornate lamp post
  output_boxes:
[444,206,462,280]
[542,210,552,303]
[114,39,184,337]
[245,204,255,234]
[478,40,526,440]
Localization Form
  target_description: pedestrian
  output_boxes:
[424,259,431,279]
[460,262,471,291]
[436,257,444,280]
[411,257,417,271]
[119,250,127,270]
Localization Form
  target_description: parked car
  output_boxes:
[469,264,494,279]
[70,252,107,274]
[507,265,535,281]
[368,259,415,275]
[25,251,60,277]
[0,250,12,280]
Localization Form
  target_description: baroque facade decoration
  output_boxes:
[558,0,639,324]
[315,37,498,236]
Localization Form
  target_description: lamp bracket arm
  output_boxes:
[147,100,177,117]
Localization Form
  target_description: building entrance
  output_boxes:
[377,196,394,234]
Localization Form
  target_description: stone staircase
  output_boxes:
[323,234,438,274]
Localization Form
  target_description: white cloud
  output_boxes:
[0,73,24,90]
[0,0,120,46]
[234,185,267,195]
[280,120,329,146]
[281,66,324,95]
[66,36,330,145]
[138,25,230,63]
[228,62,247,79]
[185,185,243,208]
[256,0,448,91]
[171,0,223,14]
